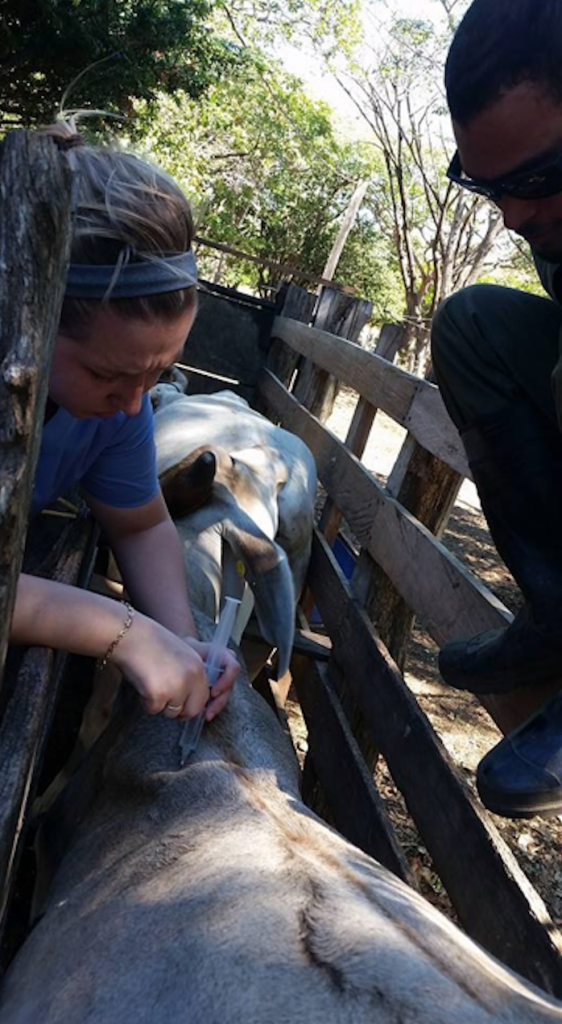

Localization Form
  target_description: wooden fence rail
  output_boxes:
[271,316,470,477]
[303,529,562,995]
[259,369,509,647]
[0,133,98,968]
[0,515,98,966]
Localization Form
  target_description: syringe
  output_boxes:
[179,596,241,766]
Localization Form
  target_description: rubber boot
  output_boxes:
[439,399,562,694]
[477,690,562,818]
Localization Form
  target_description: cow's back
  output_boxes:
[1,671,561,1024]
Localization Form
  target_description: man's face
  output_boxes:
[49,304,196,419]
[454,81,562,261]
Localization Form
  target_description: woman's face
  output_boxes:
[49,304,196,419]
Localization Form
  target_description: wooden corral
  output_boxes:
[1,130,562,1001]
[256,293,562,996]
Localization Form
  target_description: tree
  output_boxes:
[137,58,403,320]
[312,4,515,372]
[214,0,362,54]
[0,0,236,129]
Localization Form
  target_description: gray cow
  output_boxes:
[0,614,561,1023]
[152,386,318,679]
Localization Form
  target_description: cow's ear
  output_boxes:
[160,448,217,518]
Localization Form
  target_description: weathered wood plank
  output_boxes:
[0,514,98,966]
[307,527,562,995]
[319,323,405,546]
[344,324,405,456]
[292,292,373,422]
[363,436,462,662]
[258,370,509,646]
[291,654,414,886]
[0,132,73,698]
[271,317,470,477]
[263,284,317,392]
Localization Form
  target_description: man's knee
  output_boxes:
[432,285,499,365]
[430,285,526,429]
[432,284,542,394]
[431,285,490,378]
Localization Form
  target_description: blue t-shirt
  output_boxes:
[31,393,159,518]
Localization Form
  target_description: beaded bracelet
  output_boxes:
[97,602,135,671]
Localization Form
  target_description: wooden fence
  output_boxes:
[256,292,562,996]
[0,132,98,967]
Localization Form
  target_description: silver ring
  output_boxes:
[163,702,183,717]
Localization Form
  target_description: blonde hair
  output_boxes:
[39,120,197,330]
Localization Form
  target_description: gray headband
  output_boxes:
[65,249,198,300]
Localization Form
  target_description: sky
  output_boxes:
[278,0,451,139]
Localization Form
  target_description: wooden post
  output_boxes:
[321,180,369,282]
[299,322,404,779]
[263,283,317,393]
[353,439,462,654]
[0,132,73,703]
[290,176,374,419]
[345,354,462,667]
[293,288,373,421]
[319,322,405,545]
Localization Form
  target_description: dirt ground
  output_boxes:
[286,386,562,928]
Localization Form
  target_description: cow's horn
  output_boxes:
[222,514,295,679]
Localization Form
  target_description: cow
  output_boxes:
[150,387,318,678]
[0,610,560,1023]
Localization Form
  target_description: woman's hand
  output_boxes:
[113,614,210,720]
[184,637,241,721]
[11,573,239,722]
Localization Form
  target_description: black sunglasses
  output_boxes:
[447,149,562,202]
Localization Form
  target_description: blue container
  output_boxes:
[309,535,357,624]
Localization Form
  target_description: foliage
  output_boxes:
[0,0,236,128]
[5,0,537,353]
[136,57,402,320]
[214,0,362,55]
[476,241,545,297]
[316,0,516,371]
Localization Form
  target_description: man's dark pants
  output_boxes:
[432,283,562,435]
[431,284,562,817]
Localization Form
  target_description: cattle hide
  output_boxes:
[0,616,560,1023]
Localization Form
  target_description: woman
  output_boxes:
[11,122,240,721]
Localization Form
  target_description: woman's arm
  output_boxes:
[85,490,240,716]
[86,491,196,635]
[11,573,209,718]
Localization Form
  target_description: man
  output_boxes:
[431,0,562,818]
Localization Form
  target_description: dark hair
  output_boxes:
[38,121,197,332]
[445,0,562,126]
